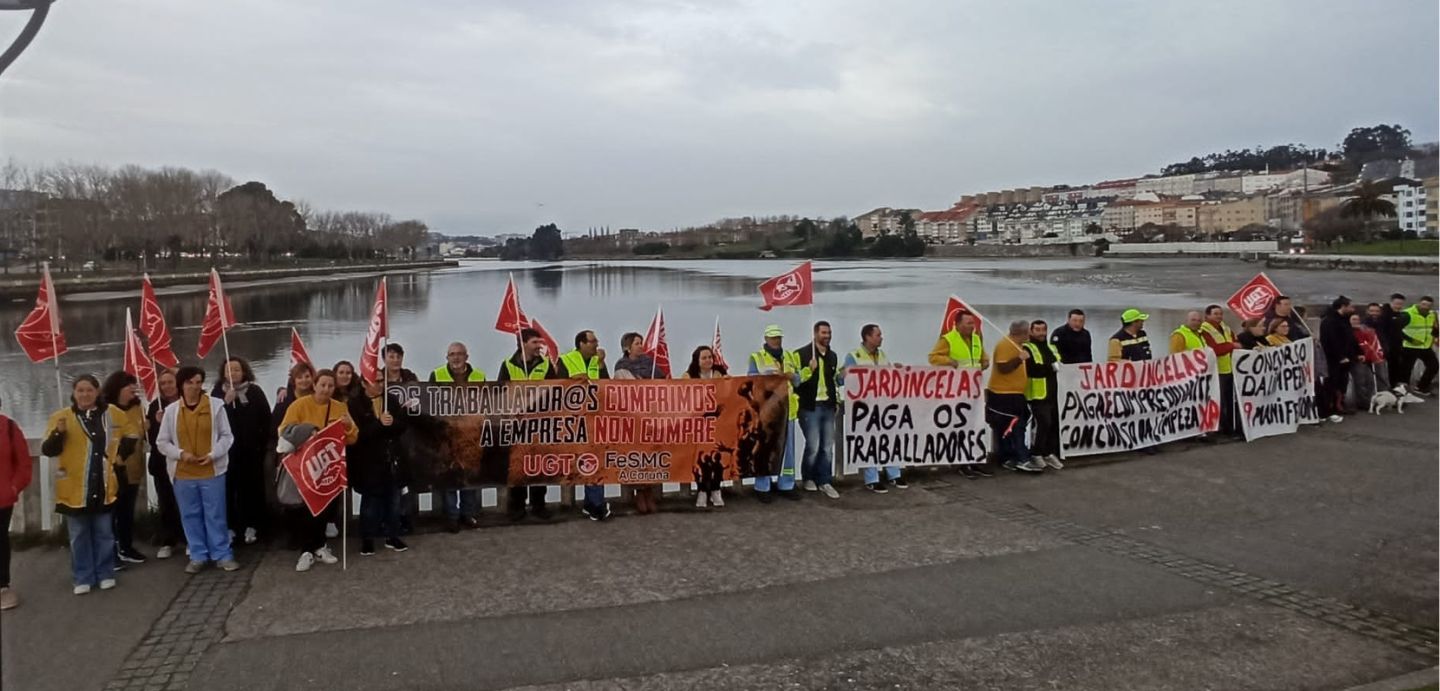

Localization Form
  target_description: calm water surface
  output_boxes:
[0,258,1430,434]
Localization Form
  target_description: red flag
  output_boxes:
[290,328,312,368]
[526,316,560,362]
[711,316,729,370]
[359,278,389,383]
[196,269,237,359]
[1226,272,1282,321]
[139,275,179,368]
[281,420,349,517]
[940,295,987,335]
[494,275,529,334]
[757,261,814,311]
[123,308,158,404]
[643,306,671,377]
[13,262,67,363]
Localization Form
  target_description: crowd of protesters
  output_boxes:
[0,292,1434,607]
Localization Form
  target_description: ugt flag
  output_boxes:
[196,269,237,359]
[757,261,814,311]
[13,262,66,363]
[281,420,349,517]
[140,275,179,368]
[359,277,389,384]
[1226,272,1282,321]
[643,306,671,377]
[124,308,159,403]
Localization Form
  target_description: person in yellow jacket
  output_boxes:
[277,368,358,572]
[930,311,989,369]
[1199,305,1241,438]
[1169,311,1206,354]
[100,371,149,565]
[41,374,141,595]
[429,342,484,530]
[557,330,612,521]
[748,325,801,502]
[1399,295,1438,396]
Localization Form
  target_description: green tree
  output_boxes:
[1340,124,1412,164]
[530,223,564,261]
[1339,180,1398,240]
[793,218,818,241]
[898,210,916,234]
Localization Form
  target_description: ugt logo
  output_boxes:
[303,440,346,492]
[1239,284,1276,314]
[774,272,803,302]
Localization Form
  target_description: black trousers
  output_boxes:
[0,505,12,586]
[148,455,182,547]
[1401,348,1439,393]
[1218,374,1237,435]
[1028,398,1059,458]
[288,501,333,554]
[1328,360,1351,413]
[112,475,139,552]
[226,448,268,534]
[508,486,547,512]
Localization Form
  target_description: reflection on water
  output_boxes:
[0,258,1428,433]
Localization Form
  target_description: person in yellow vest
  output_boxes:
[42,374,143,594]
[1169,311,1205,355]
[1399,295,1438,396]
[842,323,909,493]
[929,311,989,370]
[988,321,1046,473]
[1199,304,1241,438]
[497,328,558,522]
[558,330,612,521]
[796,321,842,500]
[156,366,241,576]
[1022,320,1063,469]
[748,325,801,502]
[429,342,485,531]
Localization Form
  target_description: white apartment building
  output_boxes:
[1393,181,1430,235]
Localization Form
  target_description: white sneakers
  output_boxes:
[1043,455,1064,470]
[820,484,840,499]
[709,490,724,507]
[155,546,173,560]
[295,552,315,572]
[695,493,707,508]
[73,584,91,595]
[325,523,339,539]
[99,579,116,591]
[315,546,339,565]
[802,480,818,491]
[244,528,258,545]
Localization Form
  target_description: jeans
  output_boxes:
[799,404,836,486]
[113,474,139,552]
[1349,361,1377,409]
[175,475,232,563]
[65,512,116,587]
[860,465,902,485]
[0,505,12,586]
[1028,398,1059,457]
[360,489,401,540]
[582,485,606,514]
[442,489,479,519]
[753,420,798,492]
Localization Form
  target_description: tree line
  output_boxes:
[0,160,429,273]
[1159,123,1417,178]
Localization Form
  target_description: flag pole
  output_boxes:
[649,304,661,379]
[45,262,63,407]
[341,490,348,571]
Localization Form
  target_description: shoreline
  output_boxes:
[0,259,459,300]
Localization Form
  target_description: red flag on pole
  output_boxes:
[494,275,529,334]
[757,261,814,311]
[290,327,312,368]
[711,316,729,370]
[1226,272,1282,321]
[139,274,179,368]
[13,262,67,363]
[526,316,560,362]
[939,295,987,336]
[359,278,389,383]
[280,420,349,517]
[643,306,671,377]
[124,308,158,404]
[196,269,237,359]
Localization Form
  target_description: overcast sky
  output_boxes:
[2,0,1437,236]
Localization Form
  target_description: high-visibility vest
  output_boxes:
[502,358,549,380]
[1402,306,1436,349]
[1172,325,1205,352]
[851,347,889,366]
[560,350,602,380]
[1198,322,1235,374]
[431,365,486,382]
[942,330,985,367]
[1021,341,1061,401]
[750,348,800,420]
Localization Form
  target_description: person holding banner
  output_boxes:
[100,372,148,565]
[1264,296,1311,340]
[558,330,612,521]
[795,321,842,500]
[844,324,908,492]
[430,343,485,531]
[1108,309,1153,362]
[1022,321,1063,469]
[278,369,358,571]
[988,321,1045,473]
[498,328,556,522]
[1266,319,1293,346]
[613,332,663,514]
[1168,312,1206,356]
[43,375,140,594]
[213,357,273,547]
[1200,305,1241,438]
[349,376,410,555]
[383,344,420,384]
[1237,319,1268,350]
[145,369,183,559]
[749,325,802,501]
[684,345,730,507]
[155,366,240,575]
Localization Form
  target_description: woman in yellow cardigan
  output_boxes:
[278,369,358,572]
[41,374,140,595]
[101,371,148,565]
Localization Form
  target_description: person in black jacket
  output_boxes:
[213,357,273,546]
[146,370,183,559]
[794,321,841,499]
[1050,309,1092,363]
[1318,297,1359,414]
[349,377,409,555]
[1377,294,1410,389]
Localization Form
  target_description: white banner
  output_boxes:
[1233,339,1319,441]
[842,365,988,468]
[1058,350,1222,457]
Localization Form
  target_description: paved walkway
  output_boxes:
[3,409,1435,690]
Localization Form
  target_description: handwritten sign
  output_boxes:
[1057,350,1222,457]
[842,365,989,468]
[1233,339,1319,441]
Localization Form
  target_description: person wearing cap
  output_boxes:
[1108,309,1153,362]
[748,325,801,502]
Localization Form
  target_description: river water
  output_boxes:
[0,257,1431,434]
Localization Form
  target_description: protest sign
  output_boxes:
[1233,339,1319,441]
[1058,350,1222,457]
[389,376,789,488]
[842,365,988,468]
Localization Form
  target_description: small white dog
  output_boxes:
[1369,387,1407,415]
[1395,384,1426,405]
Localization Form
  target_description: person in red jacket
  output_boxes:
[1350,312,1387,408]
[0,397,36,610]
